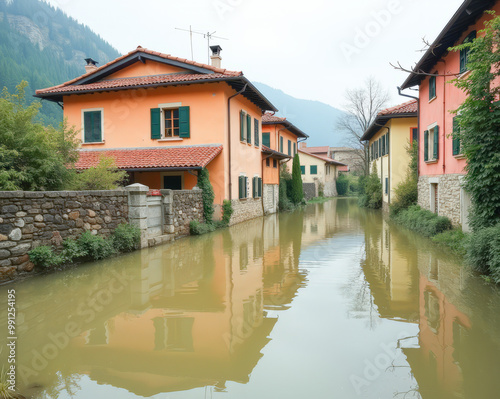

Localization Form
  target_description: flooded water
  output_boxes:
[2,198,500,399]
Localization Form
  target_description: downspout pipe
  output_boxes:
[397,86,420,179]
[383,126,391,204]
[227,83,248,201]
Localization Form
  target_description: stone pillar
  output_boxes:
[160,189,174,234]
[125,183,149,249]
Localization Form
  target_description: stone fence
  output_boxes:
[0,190,128,279]
[0,185,205,282]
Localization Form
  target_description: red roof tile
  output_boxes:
[38,73,239,95]
[379,99,418,116]
[301,146,330,155]
[338,165,350,172]
[75,145,222,170]
[36,46,241,95]
[262,112,286,123]
[298,149,347,167]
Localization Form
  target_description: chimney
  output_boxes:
[210,45,222,69]
[299,142,307,149]
[84,58,99,73]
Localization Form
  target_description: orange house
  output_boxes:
[35,46,277,221]
[260,113,308,212]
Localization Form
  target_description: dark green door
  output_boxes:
[163,176,182,190]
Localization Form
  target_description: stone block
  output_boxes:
[10,243,31,256]
[9,228,22,241]
[0,249,11,259]
[0,266,16,279]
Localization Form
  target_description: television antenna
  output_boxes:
[175,27,228,63]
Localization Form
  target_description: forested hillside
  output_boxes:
[0,0,120,126]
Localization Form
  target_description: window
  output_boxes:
[254,118,260,146]
[252,177,262,198]
[238,175,248,199]
[301,165,305,175]
[452,117,462,156]
[262,132,270,147]
[266,158,270,167]
[429,75,437,100]
[83,110,102,143]
[273,159,277,168]
[151,106,190,139]
[288,140,291,156]
[164,109,179,137]
[382,134,386,155]
[240,111,252,143]
[310,165,318,175]
[280,136,283,153]
[411,128,418,144]
[460,31,476,74]
[385,177,388,194]
[424,125,439,161]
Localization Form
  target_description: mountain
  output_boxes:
[0,0,120,126]
[254,82,348,147]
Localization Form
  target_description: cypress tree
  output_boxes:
[290,154,304,204]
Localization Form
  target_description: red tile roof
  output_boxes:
[301,146,330,155]
[379,99,418,116]
[75,145,223,170]
[36,46,241,95]
[298,149,347,167]
[338,165,350,172]
[262,112,286,123]
[37,73,239,95]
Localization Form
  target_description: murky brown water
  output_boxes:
[1,198,500,399]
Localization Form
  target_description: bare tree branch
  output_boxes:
[337,77,389,176]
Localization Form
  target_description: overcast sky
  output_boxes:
[46,0,463,110]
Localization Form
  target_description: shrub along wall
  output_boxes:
[0,190,128,280]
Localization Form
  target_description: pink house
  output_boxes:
[401,0,500,231]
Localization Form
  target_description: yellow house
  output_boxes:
[361,100,418,211]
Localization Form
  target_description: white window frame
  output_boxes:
[241,110,249,143]
[81,108,104,144]
[158,102,183,141]
[426,122,438,162]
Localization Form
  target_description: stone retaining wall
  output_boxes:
[0,190,128,279]
[303,183,317,200]
[230,198,264,226]
[418,174,463,226]
[324,180,338,197]
[263,184,279,215]
[171,190,204,237]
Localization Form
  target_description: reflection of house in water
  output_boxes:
[403,274,471,399]
[72,218,280,396]
[361,218,420,322]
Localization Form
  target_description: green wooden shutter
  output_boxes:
[424,130,429,161]
[92,111,102,142]
[245,176,248,198]
[258,177,262,198]
[310,165,317,175]
[293,142,296,155]
[179,106,190,138]
[280,136,283,153]
[301,165,305,174]
[151,108,161,139]
[84,112,93,142]
[254,118,259,146]
[386,133,390,154]
[240,111,245,141]
[247,114,252,143]
[238,176,244,199]
[262,133,270,147]
[288,140,291,156]
[433,126,439,160]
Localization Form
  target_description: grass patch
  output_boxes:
[307,197,332,204]
[393,205,452,237]
[432,229,467,256]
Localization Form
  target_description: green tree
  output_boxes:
[290,154,304,204]
[451,12,500,230]
[0,81,78,191]
[69,155,127,190]
[389,141,418,216]
[359,163,382,209]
